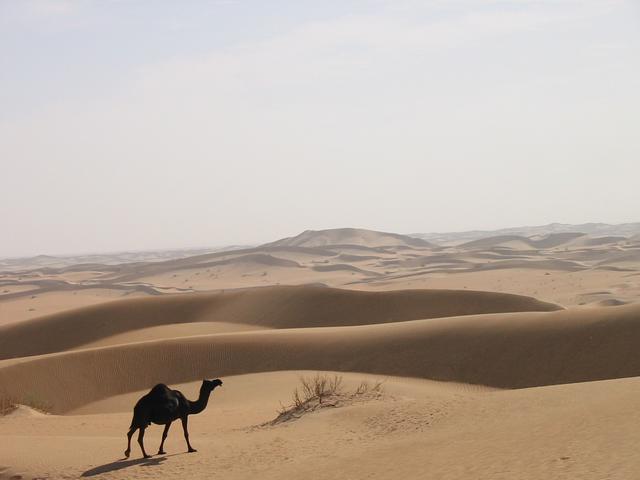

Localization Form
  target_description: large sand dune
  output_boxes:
[1,302,638,414]
[4,371,640,479]
[263,227,434,248]
[0,285,560,360]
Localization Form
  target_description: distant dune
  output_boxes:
[263,228,434,249]
[413,221,640,244]
[459,235,533,250]
[476,259,584,272]
[0,285,560,360]
[199,253,302,268]
[579,236,629,247]
[2,226,639,317]
[459,232,586,250]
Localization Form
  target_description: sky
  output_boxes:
[1,0,639,257]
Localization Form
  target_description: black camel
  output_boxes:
[125,378,223,458]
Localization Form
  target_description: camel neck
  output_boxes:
[189,385,213,415]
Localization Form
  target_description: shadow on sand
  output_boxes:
[81,455,173,477]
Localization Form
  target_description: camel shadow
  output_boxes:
[81,455,171,477]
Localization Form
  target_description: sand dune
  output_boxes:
[2,228,639,314]
[4,371,640,479]
[2,303,638,414]
[475,258,584,272]
[335,253,380,262]
[530,232,587,248]
[0,288,152,326]
[415,221,640,244]
[597,298,628,306]
[453,235,528,249]
[196,253,302,268]
[75,321,270,349]
[460,232,586,250]
[310,263,380,275]
[264,228,434,248]
[0,285,560,360]
[574,235,629,247]
[380,255,470,268]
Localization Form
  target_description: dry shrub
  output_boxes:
[269,373,384,425]
[293,373,343,407]
[0,393,18,416]
[20,393,52,413]
[0,391,51,416]
[354,380,384,396]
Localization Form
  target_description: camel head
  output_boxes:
[203,378,223,390]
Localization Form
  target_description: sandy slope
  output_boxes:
[1,303,638,414]
[0,288,150,325]
[0,285,560,360]
[76,322,270,349]
[264,227,434,248]
[375,267,640,307]
[3,372,640,479]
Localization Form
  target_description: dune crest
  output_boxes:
[0,285,560,360]
[263,228,434,248]
[2,303,639,413]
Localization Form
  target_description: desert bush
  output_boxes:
[20,393,52,413]
[269,373,383,425]
[294,373,343,407]
[354,380,384,396]
[0,391,51,416]
[0,393,18,416]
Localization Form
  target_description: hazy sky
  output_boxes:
[1,0,639,257]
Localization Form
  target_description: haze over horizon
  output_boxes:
[2,0,639,257]
[2,220,639,260]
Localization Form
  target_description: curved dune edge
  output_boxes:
[0,303,637,413]
[0,285,561,360]
[68,371,483,415]
[74,321,270,350]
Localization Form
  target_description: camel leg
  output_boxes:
[158,422,172,455]
[181,416,196,453]
[125,426,137,458]
[138,426,151,458]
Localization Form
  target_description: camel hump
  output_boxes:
[149,383,170,396]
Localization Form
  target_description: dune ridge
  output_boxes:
[459,232,586,250]
[1,303,639,413]
[0,285,560,360]
[3,228,638,320]
[263,228,434,248]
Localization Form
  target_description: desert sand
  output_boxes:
[1,227,640,479]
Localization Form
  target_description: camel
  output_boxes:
[124,378,223,458]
